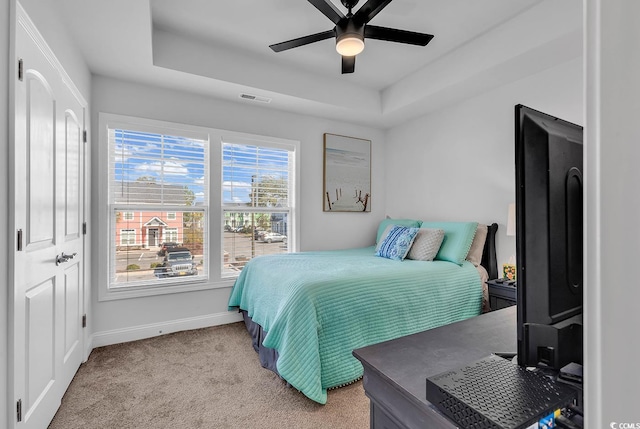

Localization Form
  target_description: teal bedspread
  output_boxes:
[227,246,483,404]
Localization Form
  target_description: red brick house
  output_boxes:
[114,182,189,250]
[115,210,184,250]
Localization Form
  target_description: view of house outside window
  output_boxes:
[101,113,298,298]
[109,128,207,288]
[221,142,292,276]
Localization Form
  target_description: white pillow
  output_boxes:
[406,228,445,261]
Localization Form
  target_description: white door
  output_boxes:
[12,11,85,429]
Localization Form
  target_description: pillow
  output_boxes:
[376,218,422,244]
[406,228,445,261]
[466,224,488,267]
[375,226,420,261]
[375,224,395,252]
[419,221,479,265]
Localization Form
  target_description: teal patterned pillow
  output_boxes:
[419,221,478,265]
[375,226,420,261]
[376,218,422,243]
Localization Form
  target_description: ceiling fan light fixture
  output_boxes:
[336,34,364,56]
[269,0,434,73]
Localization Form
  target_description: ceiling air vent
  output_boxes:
[239,93,272,103]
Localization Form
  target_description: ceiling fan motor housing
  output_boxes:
[336,19,365,56]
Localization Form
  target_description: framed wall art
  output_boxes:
[323,133,371,212]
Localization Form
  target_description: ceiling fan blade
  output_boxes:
[342,55,355,74]
[353,0,393,25]
[269,30,335,52]
[308,0,345,25]
[364,25,434,46]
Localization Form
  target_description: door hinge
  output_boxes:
[18,59,23,81]
[17,229,23,251]
[83,222,87,235]
[83,130,87,143]
[82,314,87,328]
[17,399,22,422]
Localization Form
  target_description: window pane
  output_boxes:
[110,129,207,206]
[164,227,178,242]
[109,126,208,290]
[120,229,136,245]
[222,211,288,277]
[222,143,290,208]
[111,210,205,287]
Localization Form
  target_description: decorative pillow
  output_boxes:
[376,218,422,244]
[419,221,479,265]
[406,228,445,261]
[375,226,420,261]
[466,224,488,267]
[375,224,395,252]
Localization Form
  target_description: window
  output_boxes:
[164,227,178,242]
[99,113,299,300]
[120,229,137,246]
[106,120,208,291]
[222,141,294,276]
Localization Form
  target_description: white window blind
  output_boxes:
[110,129,207,206]
[221,141,294,277]
[222,143,291,208]
[99,112,300,300]
[108,127,209,288]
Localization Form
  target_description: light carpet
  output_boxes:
[49,322,370,429]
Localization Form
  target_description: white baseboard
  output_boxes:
[87,311,243,351]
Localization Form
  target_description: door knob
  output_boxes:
[56,252,77,265]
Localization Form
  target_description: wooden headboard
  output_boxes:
[481,223,499,280]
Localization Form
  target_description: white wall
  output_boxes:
[90,75,386,337]
[384,57,583,267]
[585,0,640,423]
[2,0,10,426]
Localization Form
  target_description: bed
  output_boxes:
[227,220,498,404]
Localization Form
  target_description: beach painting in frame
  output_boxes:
[323,133,371,212]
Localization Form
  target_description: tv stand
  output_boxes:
[353,307,517,429]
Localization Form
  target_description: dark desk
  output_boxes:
[353,306,517,429]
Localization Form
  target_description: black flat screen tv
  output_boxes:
[515,105,583,371]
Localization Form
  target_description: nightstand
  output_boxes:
[487,278,517,310]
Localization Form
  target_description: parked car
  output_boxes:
[157,242,180,256]
[155,247,198,278]
[254,228,265,240]
[259,232,287,244]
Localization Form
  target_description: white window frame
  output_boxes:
[120,229,137,246]
[98,113,300,301]
[166,212,177,220]
[221,136,296,278]
[123,211,134,221]
[164,227,178,243]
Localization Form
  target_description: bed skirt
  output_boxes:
[241,309,281,376]
[241,309,362,392]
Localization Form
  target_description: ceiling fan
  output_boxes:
[269,0,434,74]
